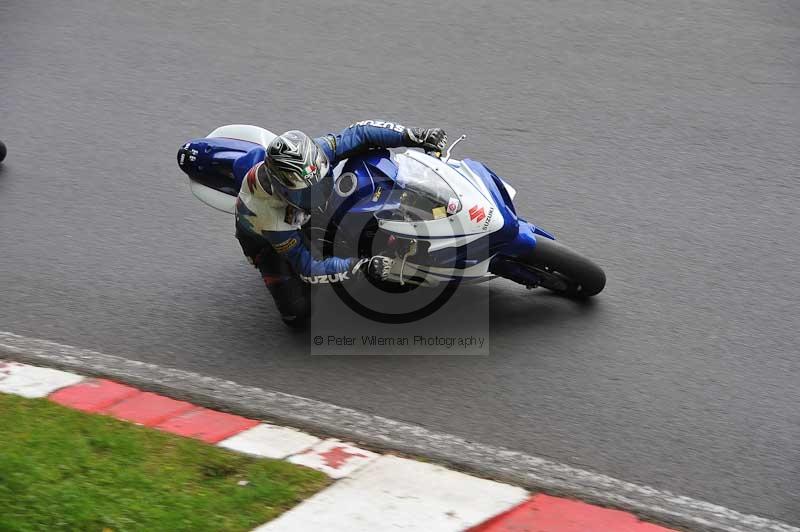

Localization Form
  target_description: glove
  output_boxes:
[405,128,448,153]
[352,256,395,282]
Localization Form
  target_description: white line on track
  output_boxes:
[0,331,796,532]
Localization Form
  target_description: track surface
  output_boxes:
[2,0,798,524]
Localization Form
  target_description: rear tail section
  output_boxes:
[177,124,277,214]
[177,137,263,196]
[177,138,264,214]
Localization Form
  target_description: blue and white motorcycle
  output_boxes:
[178,124,605,298]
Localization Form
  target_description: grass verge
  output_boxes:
[0,393,329,531]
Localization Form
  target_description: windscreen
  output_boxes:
[376,154,462,222]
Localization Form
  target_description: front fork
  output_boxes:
[488,220,556,287]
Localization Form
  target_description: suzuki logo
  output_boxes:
[469,205,486,223]
[300,272,350,284]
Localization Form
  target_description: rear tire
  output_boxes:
[519,238,605,298]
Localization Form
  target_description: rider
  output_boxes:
[235,120,447,327]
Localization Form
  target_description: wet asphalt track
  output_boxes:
[1,0,799,525]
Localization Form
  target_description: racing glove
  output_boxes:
[352,256,395,282]
[405,128,448,153]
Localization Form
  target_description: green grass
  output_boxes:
[0,394,329,532]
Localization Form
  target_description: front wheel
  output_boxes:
[516,238,605,298]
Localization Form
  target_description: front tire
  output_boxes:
[519,238,606,298]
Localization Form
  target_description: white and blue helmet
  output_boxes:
[264,130,331,211]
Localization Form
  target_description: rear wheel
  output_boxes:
[517,238,605,298]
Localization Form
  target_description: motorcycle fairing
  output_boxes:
[373,152,504,245]
[327,151,525,282]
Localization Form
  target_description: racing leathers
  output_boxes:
[234,120,445,327]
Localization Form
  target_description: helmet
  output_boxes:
[264,130,332,211]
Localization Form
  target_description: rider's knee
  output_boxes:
[267,275,312,328]
[278,294,311,328]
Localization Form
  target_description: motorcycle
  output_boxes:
[177,124,605,298]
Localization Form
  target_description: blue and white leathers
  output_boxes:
[235,121,415,280]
